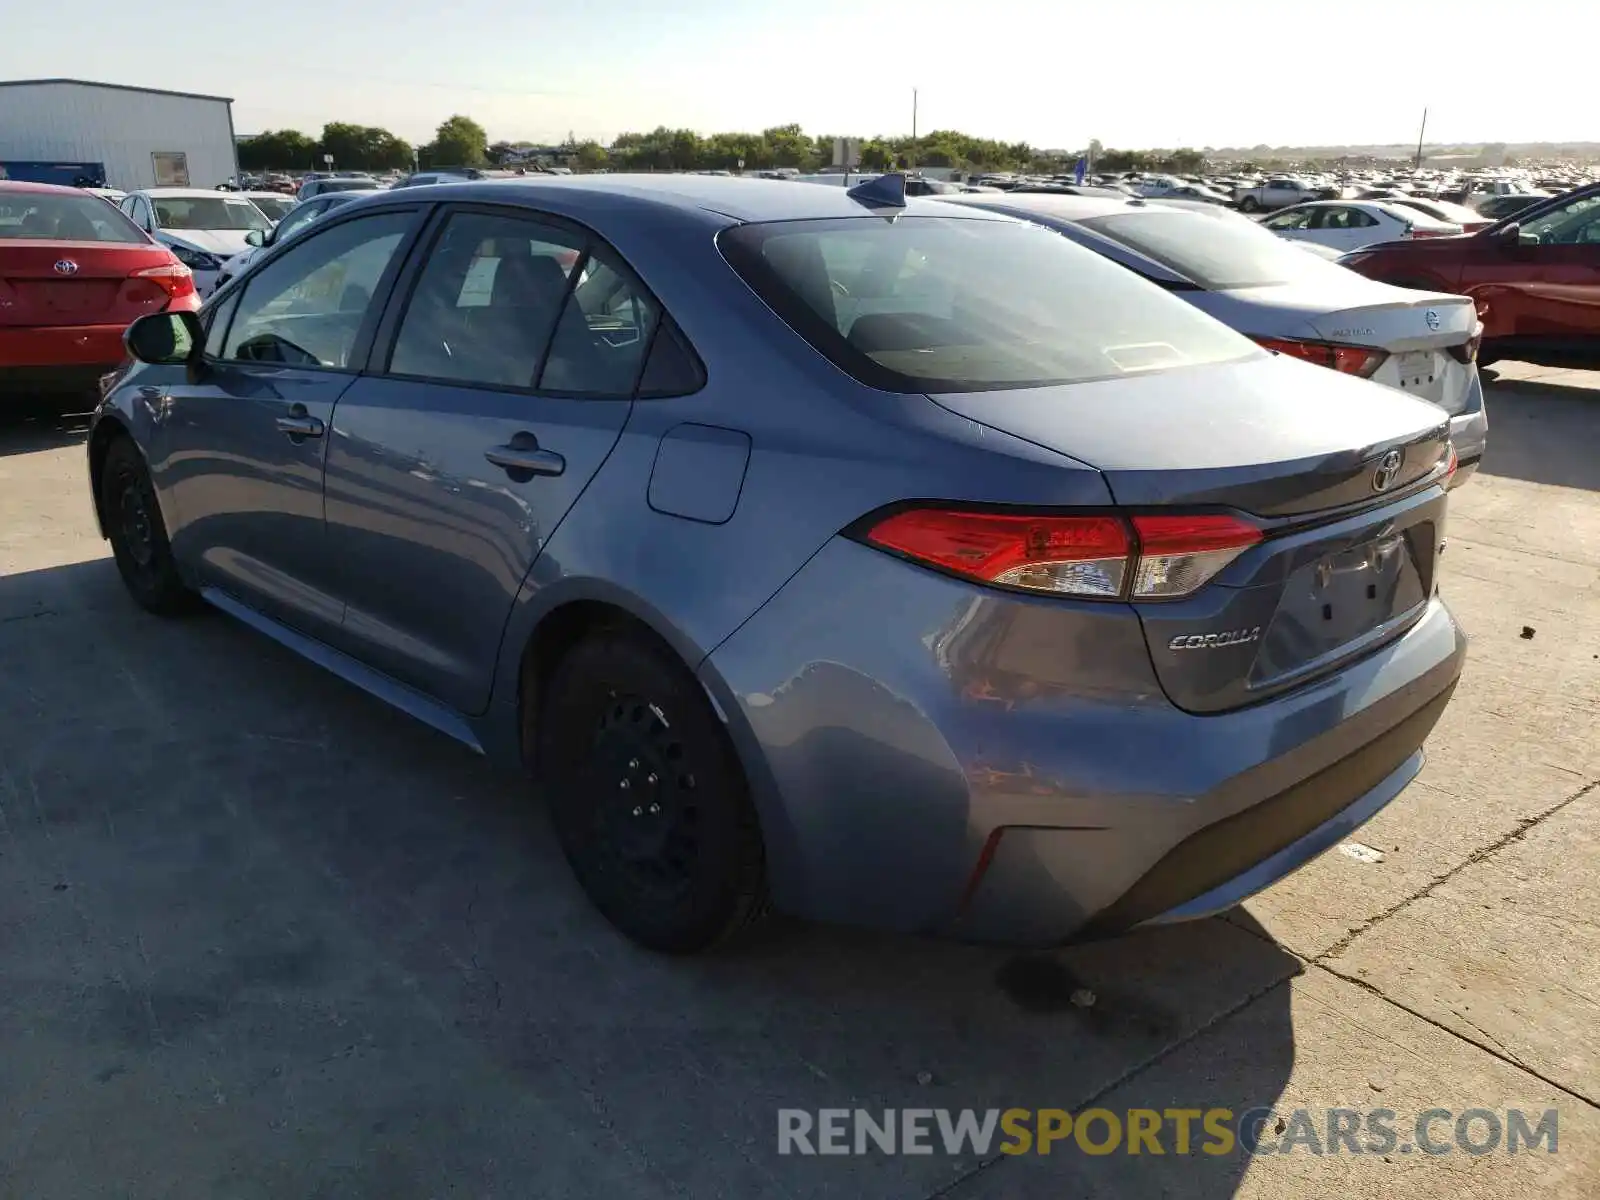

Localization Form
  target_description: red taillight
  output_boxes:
[1448,326,1483,365]
[131,260,196,303]
[1129,514,1263,599]
[1443,444,1459,484]
[1408,228,1454,239]
[861,508,1261,600]
[864,509,1132,597]
[1255,336,1387,379]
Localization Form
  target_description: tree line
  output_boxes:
[238,115,490,173]
[239,115,1214,177]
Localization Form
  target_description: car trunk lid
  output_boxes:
[1206,280,1480,412]
[927,354,1453,711]
[0,240,178,327]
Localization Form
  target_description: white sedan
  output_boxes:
[1258,200,1462,253]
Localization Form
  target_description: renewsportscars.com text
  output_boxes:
[777,1107,1559,1157]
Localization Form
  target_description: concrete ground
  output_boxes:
[1,362,1596,1198]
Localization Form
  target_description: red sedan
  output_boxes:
[1339,181,1600,370]
[1,181,198,400]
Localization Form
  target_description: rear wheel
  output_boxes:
[100,437,201,616]
[535,631,768,953]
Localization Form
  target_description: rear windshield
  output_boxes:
[0,192,147,243]
[719,216,1253,393]
[319,180,377,193]
[1076,209,1347,290]
[153,196,272,232]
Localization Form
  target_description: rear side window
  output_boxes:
[387,211,583,388]
[0,192,147,243]
[719,216,1253,393]
[539,253,660,396]
[387,209,664,397]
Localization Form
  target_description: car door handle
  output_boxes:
[275,412,324,439]
[485,437,565,478]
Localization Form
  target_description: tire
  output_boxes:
[1239,196,1259,213]
[100,437,202,616]
[535,631,768,953]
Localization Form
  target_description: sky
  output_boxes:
[3,0,1591,151]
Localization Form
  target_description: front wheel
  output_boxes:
[100,438,202,616]
[1239,196,1260,212]
[535,631,768,953]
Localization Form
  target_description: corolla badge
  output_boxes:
[53,259,79,275]
[1168,626,1263,652]
[1372,449,1404,493]
[1424,308,1441,331]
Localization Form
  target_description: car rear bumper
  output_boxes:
[0,323,128,375]
[0,323,128,394]
[703,536,1467,945]
[1447,370,1487,486]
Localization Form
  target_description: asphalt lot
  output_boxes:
[1,363,1596,1199]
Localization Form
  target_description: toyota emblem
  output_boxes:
[1424,308,1440,331]
[1372,449,1404,493]
[53,259,79,276]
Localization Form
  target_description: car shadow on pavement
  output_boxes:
[0,556,1300,1200]
[0,401,93,458]
[1479,373,1600,491]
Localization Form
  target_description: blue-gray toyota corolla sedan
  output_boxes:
[87,175,1466,953]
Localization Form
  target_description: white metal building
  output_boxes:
[0,78,239,191]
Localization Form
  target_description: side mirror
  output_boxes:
[124,310,203,365]
[244,228,266,247]
[1494,222,1524,246]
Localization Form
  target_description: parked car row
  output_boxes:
[72,172,1478,957]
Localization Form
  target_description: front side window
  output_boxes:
[720,215,1254,393]
[223,210,412,368]
[1519,194,1600,245]
[1262,207,1316,231]
[151,196,273,233]
[273,201,326,244]
[251,195,294,222]
[203,290,241,358]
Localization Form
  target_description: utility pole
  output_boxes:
[1414,107,1428,170]
[908,87,918,173]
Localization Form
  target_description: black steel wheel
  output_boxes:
[100,437,201,615]
[536,631,768,953]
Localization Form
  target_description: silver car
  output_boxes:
[88,176,1466,953]
[943,193,1488,485]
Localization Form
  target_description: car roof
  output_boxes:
[397,173,1019,225]
[135,188,233,198]
[0,179,88,196]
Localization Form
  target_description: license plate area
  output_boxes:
[19,280,118,316]
[1393,349,1439,392]
[1250,528,1430,686]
